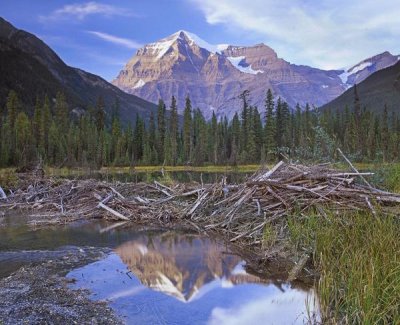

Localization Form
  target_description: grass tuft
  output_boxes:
[289,211,400,324]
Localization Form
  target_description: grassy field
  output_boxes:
[1,161,399,175]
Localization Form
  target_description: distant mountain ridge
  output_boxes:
[321,61,400,114]
[112,30,399,119]
[0,17,157,123]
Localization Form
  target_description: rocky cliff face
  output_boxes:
[113,30,399,119]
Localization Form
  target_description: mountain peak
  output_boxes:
[339,50,400,85]
[142,30,229,59]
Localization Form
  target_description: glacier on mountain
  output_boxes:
[226,56,264,75]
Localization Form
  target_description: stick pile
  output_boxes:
[1,161,400,250]
[184,161,400,246]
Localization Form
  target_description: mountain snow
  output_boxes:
[227,56,264,75]
[152,272,186,302]
[144,30,229,59]
[348,61,372,74]
[338,61,373,85]
[146,37,176,59]
[181,30,229,54]
[133,79,146,89]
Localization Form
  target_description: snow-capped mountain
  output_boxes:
[338,51,400,87]
[112,30,399,119]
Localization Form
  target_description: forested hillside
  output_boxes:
[0,17,157,125]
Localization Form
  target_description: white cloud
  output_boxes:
[40,1,135,21]
[208,289,319,325]
[190,0,400,69]
[87,31,142,49]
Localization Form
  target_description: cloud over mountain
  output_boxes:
[190,0,400,70]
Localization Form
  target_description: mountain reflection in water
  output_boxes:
[115,233,265,302]
[68,231,319,324]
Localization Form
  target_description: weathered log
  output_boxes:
[98,202,130,221]
[337,148,373,188]
[255,161,284,181]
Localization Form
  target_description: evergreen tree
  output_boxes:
[381,105,389,162]
[230,113,240,165]
[183,96,192,163]
[157,99,166,163]
[133,114,144,162]
[95,96,105,132]
[210,111,218,164]
[253,107,263,161]
[148,111,156,161]
[169,96,179,165]
[111,109,121,163]
[14,112,31,166]
[6,90,19,131]
[275,97,283,148]
[41,95,51,157]
[55,92,69,131]
[264,89,276,161]
[33,97,42,151]
[239,90,250,155]
[95,96,105,166]
[353,84,362,146]
[246,106,257,162]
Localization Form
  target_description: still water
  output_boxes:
[0,214,318,324]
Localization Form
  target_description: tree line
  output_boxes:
[0,86,399,168]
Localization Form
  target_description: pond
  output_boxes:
[0,214,319,324]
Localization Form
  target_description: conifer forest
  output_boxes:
[1,87,398,168]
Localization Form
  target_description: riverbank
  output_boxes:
[0,246,122,325]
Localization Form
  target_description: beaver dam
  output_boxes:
[2,160,400,274]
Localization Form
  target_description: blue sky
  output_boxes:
[1,1,399,81]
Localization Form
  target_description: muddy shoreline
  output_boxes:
[0,246,122,325]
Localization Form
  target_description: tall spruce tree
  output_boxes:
[264,89,276,161]
[183,96,192,163]
[169,96,179,165]
[41,95,51,158]
[157,99,166,163]
[55,92,69,132]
